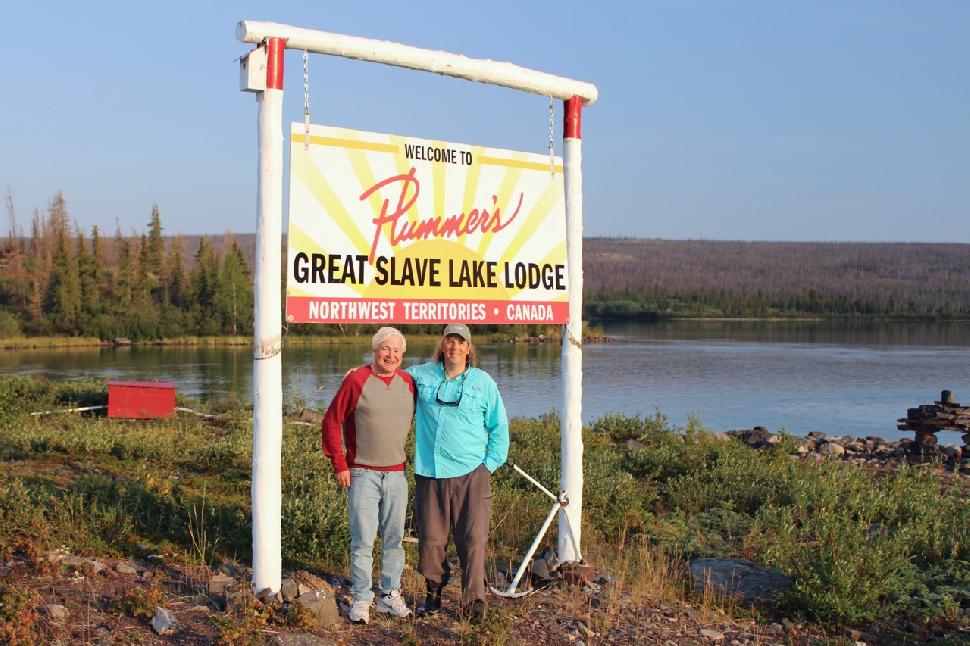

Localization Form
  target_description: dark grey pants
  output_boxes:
[415,464,492,605]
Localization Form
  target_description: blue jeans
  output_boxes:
[348,468,408,602]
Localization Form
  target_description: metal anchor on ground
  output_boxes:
[491,461,570,598]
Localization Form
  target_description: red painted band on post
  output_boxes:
[563,96,582,139]
[266,37,285,90]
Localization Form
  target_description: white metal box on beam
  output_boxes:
[240,47,267,92]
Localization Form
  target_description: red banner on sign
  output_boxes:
[286,296,568,324]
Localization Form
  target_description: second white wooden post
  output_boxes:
[559,95,584,563]
[251,36,285,594]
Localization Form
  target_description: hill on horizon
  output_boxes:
[194,235,969,318]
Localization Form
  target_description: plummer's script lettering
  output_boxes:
[360,167,523,264]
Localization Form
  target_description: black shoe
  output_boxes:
[417,579,444,617]
[463,600,485,624]
[416,593,441,616]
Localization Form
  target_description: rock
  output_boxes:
[46,548,69,564]
[115,562,138,575]
[224,584,253,614]
[699,628,725,641]
[296,587,340,628]
[280,577,300,602]
[561,562,596,586]
[596,572,620,585]
[688,558,791,603]
[61,555,88,568]
[88,560,106,574]
[45,604,69,623]
[819,442,845,456]
[530,547,560,582]
[735,428,776,449]
[290,570,333,596]
[942,446,963,461]
[216,562,245,578]
[267,634,336,646]
[255,587,281,604]
[208,573,235,596]
[151,607,180,635]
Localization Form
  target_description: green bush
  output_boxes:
[0,311,21,338]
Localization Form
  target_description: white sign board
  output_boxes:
[285,124,569,324]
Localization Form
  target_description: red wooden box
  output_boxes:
[107,381,176,419]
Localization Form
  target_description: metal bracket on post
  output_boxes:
[240,45,267,92]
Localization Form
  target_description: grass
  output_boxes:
[0,376,967,637]
[0,336,105,350]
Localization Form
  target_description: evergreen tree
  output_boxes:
[44,225,81,333]
[214,240,253,335]
[75,228,100,332]
[188,236,220,334]
[147,204,164,268]
[165,235,187,309]
[147,204,167,306]
[133,233,152,307]
[112,223,133,310]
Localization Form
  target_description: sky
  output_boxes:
[1,1,968,242]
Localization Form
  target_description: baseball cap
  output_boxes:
[442,323,471,341]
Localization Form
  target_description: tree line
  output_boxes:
[0,192,252,339]
[584,238,970,320]
[2,192,968,340]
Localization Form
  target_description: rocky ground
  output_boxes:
[6,546,857,646]
[725,427,970,489]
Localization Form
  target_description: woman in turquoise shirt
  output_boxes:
[406,323,509,623]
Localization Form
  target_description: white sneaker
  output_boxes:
[374,589,411,617]
[349,599,371,624]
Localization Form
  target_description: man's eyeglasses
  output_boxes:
[435,380,464,407]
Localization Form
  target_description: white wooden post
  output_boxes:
[559,96,584,562]
[247,36,285,593]
[236,20,597,587]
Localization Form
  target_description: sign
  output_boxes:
[285,124,569,324]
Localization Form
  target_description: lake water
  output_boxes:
[3,320,968,444]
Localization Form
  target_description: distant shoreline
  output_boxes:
[4,316,969,350]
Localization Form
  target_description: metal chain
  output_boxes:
[548,97,555,175]
[303,50,311,150]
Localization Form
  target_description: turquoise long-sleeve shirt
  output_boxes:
[406,361,509,478]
